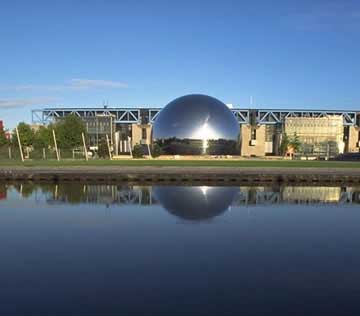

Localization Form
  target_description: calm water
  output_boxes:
[0,183,360,315]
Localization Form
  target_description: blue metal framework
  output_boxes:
[32,108,141,124]
[32,108,251,124]
[32,107,359,126]
[257,109,358,126]
[148,109,161,123]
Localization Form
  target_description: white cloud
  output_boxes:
[69,79,128,89]
[0,97,58,109]
[0,79,128,92]
[0,84,65,92]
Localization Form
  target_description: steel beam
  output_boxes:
[257,109,358,126]
[32,107,359,126]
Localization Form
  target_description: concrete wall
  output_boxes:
[348,126,360,152]
[131,124,152,146]
[241,125,266,156]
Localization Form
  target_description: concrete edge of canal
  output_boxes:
[1,166,360,185]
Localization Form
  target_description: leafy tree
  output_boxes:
[151,143,162,158]
[97,139,109,158]
[0,127,8,147]
[33,125,52,149]
[289,133,302,153]
[280,133,290,155]
[55,115,86,149]
[57,183,87,204]
[132,144,144,158]
[12,122,34,147]
[280,133,302,155]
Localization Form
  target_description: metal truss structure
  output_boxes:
[257,109,358,126]
[32,108,141,124]
[148,109,161,123]
[32,107,358,126]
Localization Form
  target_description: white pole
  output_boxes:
[43,148,46,160]
[82,132,88,161]
[52,130,60,161]
[147,140,152,159]
[8,146,12,159]
[16,127,24,162]
[110,116,113,145]
[128,136,133,158]
[106,134,112,160]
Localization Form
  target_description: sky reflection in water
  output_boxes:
[0,183,360,315]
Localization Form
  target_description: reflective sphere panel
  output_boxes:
[153,186,238,221]
[152,94,240,155]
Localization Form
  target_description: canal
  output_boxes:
[0,182,360,315]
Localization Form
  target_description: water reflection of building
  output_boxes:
[49,184,158,206]
[5,184,360,206]
[233,186,359,205]
[282,186,342,204]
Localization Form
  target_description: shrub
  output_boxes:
[132,144,144,158]
[97,139,109,159]
[280,133,289,155]
[151,143,162,158]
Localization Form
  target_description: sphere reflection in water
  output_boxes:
[152,94,240,155]
[153,186,239,221]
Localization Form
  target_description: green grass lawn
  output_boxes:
[0,159,360,168]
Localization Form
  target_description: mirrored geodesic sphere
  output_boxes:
[153,186,238,221]
[152,94,240,155]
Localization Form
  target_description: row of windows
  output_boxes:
[87,121,112,128]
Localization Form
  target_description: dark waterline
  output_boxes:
[0,183,360,315]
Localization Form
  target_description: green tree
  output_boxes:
[289,133,302,153]
[97,138,109,158]
[280,133,290,155]
[12,122,34,147]
[0,128,8,147]
[132,144,144,158]
[55,115,86,149]
[33,125,52,149]
[151,143,162,158]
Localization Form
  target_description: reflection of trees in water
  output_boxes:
[0,183,6,200]
[207,139,239,155]
[3,183,360,205]
[56,183,88,204]
[156,138,239,155]
[13,182,48,198]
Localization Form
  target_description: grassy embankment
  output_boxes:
[0,159,360,168]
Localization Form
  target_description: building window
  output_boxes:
[142,128,147,140]
[251,128,257,140]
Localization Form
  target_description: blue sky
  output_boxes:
[1,0,360,128]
